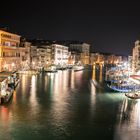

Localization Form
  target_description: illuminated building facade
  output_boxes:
[80,43,90,64]
[90,52,127,66]
[90,53,105,65]
[132,40,140,73]
[0,30,21,71]
[69,42,90,65]
[105,54,124,65]
[30,46,38,69]
[36,45,52,68]
[51,44,69,65]
[20,38,31,70]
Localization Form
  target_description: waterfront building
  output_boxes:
[68,51,80,65]
[128,55,133,70]
[90,53,105,65]
[132,40,140,73]
[80,43,90,64]
[67,52,75,65]
[51,44,69,65]
[90,52,127,66]
[0,30,21,71]
[42,45,52,66]
[30,46,38,69]
[107,54,117,64]
[29,39,52,68]
[104,54,126,65]
[37,47,46,68]
[36,45,52,68]
[69,42,90,65]
[20,38,31,70]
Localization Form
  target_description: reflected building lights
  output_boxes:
[89,65,96,117]
[54,72,59,96]
[49,71,70,128]
[44,76,48,91]
[91,65,96,105]
[0,106,11,133]
[30,75,38,109]
[92,65,96,80]
[21,75,27,94]
[62,71,68,91]
[115,98,140,140]
[1,107,9,124]
[130,100,140,125]
[71,71,75,89]
[75,71,83,86]
[99,64,103,82]
[12,91,17,103]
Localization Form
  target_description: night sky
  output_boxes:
[1,0,140,55]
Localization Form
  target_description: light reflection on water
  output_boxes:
[114,98,140,140]
[0,68,140,139]
[99,65,103,83]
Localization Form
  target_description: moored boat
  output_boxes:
[1,88,14,103]
[44,69,57,73]
[107,84,133,92]
[44,65,57,73]
[125,92,140,99]
[106,75,140,93]
[73,65,84,72]
[18,70,39,75]
[0,77,14,104]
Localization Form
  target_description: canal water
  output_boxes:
[0,66,139,140]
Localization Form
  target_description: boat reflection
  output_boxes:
[114,97,140,140]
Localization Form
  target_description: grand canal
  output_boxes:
[0,67,140,140]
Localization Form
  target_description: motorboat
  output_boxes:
[125,92,140,99]
[2,88,14,103]
[106,79,138,92]
[107,84,133,92]
[56,65,67,70]
[0,85,14,104]
[18,70,39,75]
[44,65,57,73]
[106,76,140,93]
[73,65,84,72]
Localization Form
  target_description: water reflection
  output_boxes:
[92,64,96,80]
[90,76,96,107]
[30,75,39,112]
[99,64,103,83]
[0,106,11,139]
[115,98,140,140]
[13,91,17,103]
[71,71,75,89]
[1,69,140,140]
[91,64,104,93]
[91,65,96,94]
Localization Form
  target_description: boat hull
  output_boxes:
[107,84,133,93]
[1,89,14,104]
[125,93,140,99]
